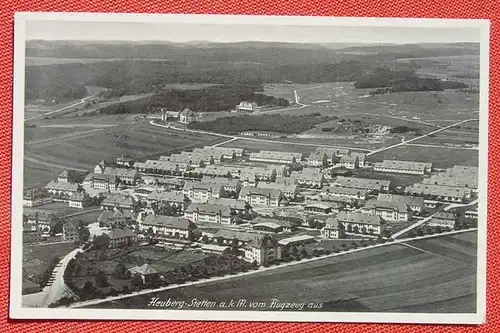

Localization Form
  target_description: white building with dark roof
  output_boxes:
[377,193,425,213]
[332,176,390,192]
[207,198,247,214]
[257,182,298,199]
[361,199,411,221]
[82,173,118,191]
[239,186,282,207]
[338,155,359,169]
[101,193,135,212]
[323,186,368,200]
[140,214,197,239]
[249,151,303,165]
[183,181,222,202]
[236,101,258,113]
[405,183,471,203]
[45,180,80,196]
[184,203,233,224]
[428,211,457,228]
[179,108,196,124]
[290,169,325,188]
[244,236,281,265]
[103,167,139,185]
[374,160,432,175]
[336,211,385,235]
[321,217,345,239]
[145,190,186,209]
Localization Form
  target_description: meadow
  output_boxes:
[367,145,479,168]
[91,231,477,313]
[23,120,225,188]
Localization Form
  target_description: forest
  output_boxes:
[98,84,289,114]
[354,68,468,91]
[188,113,333,134]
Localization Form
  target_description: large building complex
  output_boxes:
[374,160,432,175]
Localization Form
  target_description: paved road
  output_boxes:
[367,118,479,156]
[406,143,479,150]
[391,198,479,239]
[69,228,476,309]
[150,120,370,152]
[25,94,99,121]
[22,247,82,308]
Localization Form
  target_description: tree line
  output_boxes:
[189,113,332,135]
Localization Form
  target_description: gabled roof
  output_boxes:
[45,180,80,192]
[377,193,424,207]
[106,227,136,240]
[128,263,158,276]
[146,190,185,203]
[337,211,384,226]
[185,203,231,216]
[239,186,282,198]
[101,194,135,207]
[432,211,457,220]
[363,199,409,212]
[142,215,196,230]
[324,217,340,230]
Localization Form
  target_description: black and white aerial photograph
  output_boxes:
[10,13,489,324]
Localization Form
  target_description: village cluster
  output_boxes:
[23,139,479,269]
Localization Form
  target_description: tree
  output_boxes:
[231,238,239,248]
[291,246,299,257]
[114,261,127,278]
[322,153,329,168]
[301,248,309,258]
[216,236,225,246]
[131,274,143,288]
[361,226,367,234]
[80,281,94,300]
[346,225,353,233]
[93,234,111,250]
[353,226,359,234]
[308,218,318,229]
[95,270,108,287]
[201,235,209,243]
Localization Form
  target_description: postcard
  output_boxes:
[10,12,489,324]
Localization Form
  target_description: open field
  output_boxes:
[23,242,78,291]
[367,145,479,169]
[24,120,226,189]
[412,126,479,146]
[395,55,480,85]
[89,231,477,312]
[263,82,478,123]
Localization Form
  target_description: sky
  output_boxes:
[25,19,482,44]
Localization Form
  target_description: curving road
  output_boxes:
[22,247,82,308]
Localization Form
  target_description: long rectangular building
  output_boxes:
[239,186,282,207]
[249,150,303,164]
[374,160,432,175]
[332,176,390,192]
[405,183,471,203]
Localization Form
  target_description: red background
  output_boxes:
[1,0,497,332]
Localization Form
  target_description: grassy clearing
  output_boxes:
[91,231,477,312]
[367,145,478,168]
[263,82,478,123]
[24,121,225,188]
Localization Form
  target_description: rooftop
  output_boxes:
[185,203,231,216]
[277,234,315,246]
[106,227,136,240]
[45,180,80,192]
[374,160,432,172]
[337,211,384,226]
[239,186,282,198]
[142,215,196,230]
[405,183,470,198]
[363,199,409,212]
[333,176,391,190]
[147,190,185,203]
